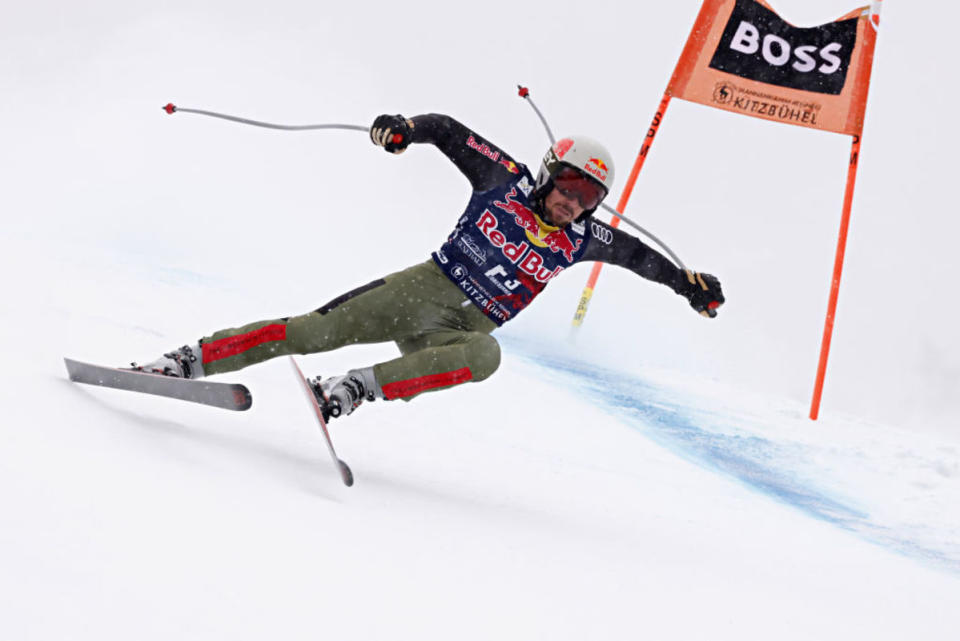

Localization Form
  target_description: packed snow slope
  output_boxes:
[2,234,960,640]
[3,0,960,638]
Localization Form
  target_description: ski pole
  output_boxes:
[161,102,393,136]
[515,86,687,272]
[516,86,556,146]
[165,96,684,270]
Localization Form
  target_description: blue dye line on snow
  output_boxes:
[502,338,960,575]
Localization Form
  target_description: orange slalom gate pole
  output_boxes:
[809,134,863,420]
[571,93,673,327]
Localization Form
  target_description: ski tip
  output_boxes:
[338,459,354,487]
[63,357,82,381]
[232,385,254,411]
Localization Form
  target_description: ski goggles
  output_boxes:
[552,166,607,210]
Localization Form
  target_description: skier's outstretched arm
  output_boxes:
[369,113,519,192]
[582,219,725,318]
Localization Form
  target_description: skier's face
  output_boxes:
[543,187,585,227]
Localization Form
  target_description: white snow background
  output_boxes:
[2,0,959,638]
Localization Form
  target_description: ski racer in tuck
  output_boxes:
[135,113,726,420]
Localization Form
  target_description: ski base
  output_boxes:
[288,356,354,487]
[64,358,252,411]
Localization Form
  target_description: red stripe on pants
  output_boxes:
[202,324,287,364]
[381,367,473,400]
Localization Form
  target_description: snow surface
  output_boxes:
[3,0,960,638]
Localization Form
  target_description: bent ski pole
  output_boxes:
[162,103,368,133]
[516,86,556,146]
[515,87,687,272]
[598,202,686,270]
[163,103,413,147]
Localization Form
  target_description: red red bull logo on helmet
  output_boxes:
[585,157,608,182]
[589,157,608,172]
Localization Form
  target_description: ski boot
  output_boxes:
[131,344,204,379]
[309,368,379,422]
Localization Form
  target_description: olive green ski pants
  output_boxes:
[198,260,500,400]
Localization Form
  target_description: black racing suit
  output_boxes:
[411,113,690,325]
[198,114,695,400]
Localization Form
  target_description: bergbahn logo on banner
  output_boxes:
[668,0,880,135]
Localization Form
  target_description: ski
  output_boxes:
[288,356,354,487]
[64,358,252,411]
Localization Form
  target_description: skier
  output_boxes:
[134,113,725,420]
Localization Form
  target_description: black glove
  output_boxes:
[370,114,413,154]
[679,270,725,318]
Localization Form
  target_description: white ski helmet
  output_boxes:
[533,135,615,220]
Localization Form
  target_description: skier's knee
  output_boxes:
[464,334,500,382]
